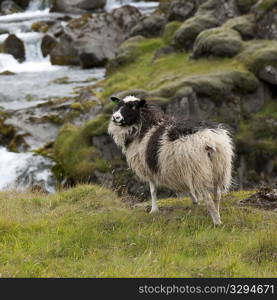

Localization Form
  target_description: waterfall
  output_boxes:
[105,0,159,13]
[0,147,56,193]
[27,0,51,11]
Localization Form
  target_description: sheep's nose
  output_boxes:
[112,115,122,122]
[113,116,118,121]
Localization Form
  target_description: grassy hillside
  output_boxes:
[0,185,276,277]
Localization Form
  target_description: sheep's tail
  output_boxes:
[211,127,234,194]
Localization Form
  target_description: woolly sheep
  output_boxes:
[108,95,234,225]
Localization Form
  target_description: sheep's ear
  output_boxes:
[138,99,146,107]
[110,96,120,102]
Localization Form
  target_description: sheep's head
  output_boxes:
[110,95,146,126]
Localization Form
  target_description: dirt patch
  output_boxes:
[238,187,277,211]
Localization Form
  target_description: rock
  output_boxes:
[50,34,79,65]
[51,0,106,14]
[224,15,255,40]
[197,0,240,24]
[192,27,243,58]
[3,34,25,62]
[51,13,124,68]
[167,0,198,22]
[31,21,49,33]
[239,187,277,210]
[13,0,30,9]
[1,0,23,14]
[173,15,219,50]
[129,15,166,38]
[0,70,15,75]
[106,36,145,73]
[236,0,258,13]
[258,65,277,85]
[5,95,102,150]
[111,5,142,39]
[152,70,261,117]
[255,0,277,40]
[41,34,58,57]
[238,40,277,85]
[153,45,175,61]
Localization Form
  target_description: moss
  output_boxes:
[173,15,219,50]
[192,27,243,58]
[237,40,277,74]
[70,102,83,111]
[54,114,112,182]
[162,21,182,45]
[152,70,258,105]
[107,36,148,73]
[81,114,110,138]
[68,13,92,29]
[42,114,64,125]
[101,37,249,103]
[31,21,49,33]
[224,16,255,40]
[0,71,15,75]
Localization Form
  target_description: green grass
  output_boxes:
[101,37,247,101]
[0,185,276,277]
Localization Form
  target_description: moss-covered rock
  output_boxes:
[173,15,219,50]
[192,27,243,58]
[129,15,166,38]
[162,21,182,45]
[54,114,113,182]
[106,36,146,74]
[197,0,240,24]
[224,15,255,40]
[238,40,277,84]
[166,0,199,22]
[31,21,49,33]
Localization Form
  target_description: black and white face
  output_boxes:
[110,96,146,126]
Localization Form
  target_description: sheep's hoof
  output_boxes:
[213,220,222,226]
[150,208,159,214]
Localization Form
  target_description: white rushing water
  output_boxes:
[105,0,159,13]
[0,147,56,193]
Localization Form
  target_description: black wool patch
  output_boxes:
[167,119,218,141]
[146,124,166,173]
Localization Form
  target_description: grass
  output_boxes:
[0,185,276,277]
[101,37,247,102]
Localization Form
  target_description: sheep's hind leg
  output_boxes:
[189,192,199,205]
[203,193,222,225]
[213,186,221,213]
[177,192,199,205]
[149,182,159,214]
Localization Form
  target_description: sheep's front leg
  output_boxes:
[149,182,159,214]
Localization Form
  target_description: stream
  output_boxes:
[0,0,159,193]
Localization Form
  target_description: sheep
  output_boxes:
[108,95,234,225]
